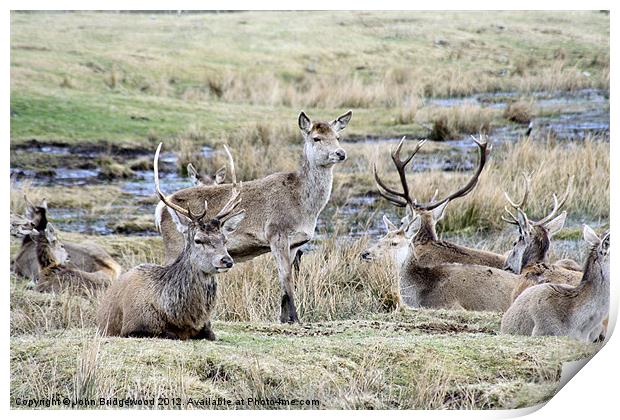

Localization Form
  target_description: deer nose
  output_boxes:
[220,256,233,268]
[360,251,371,260]
[335,149,347,161]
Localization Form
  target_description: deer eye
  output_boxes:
[390,241,400,246]
[313,137,321,142]
[194,238,207,245]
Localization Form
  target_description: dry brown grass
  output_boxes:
[426,105,499,141]
[504,100,533,124]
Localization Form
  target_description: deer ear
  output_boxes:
[298,111,312,134]
[167,207,190,234]
[215,166,227,184]
[431,201,449,222]
[544,211,567,237]
[583,224,601,247]
[41,198,48,210]
[45,223,57,242]
[404,215,421,238]
[222,211,245,237]
[382,215,397,233]
[187,163,199,185]
[331,110,352,132]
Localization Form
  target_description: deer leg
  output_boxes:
[195,321,217,341]
[292,248,304,278]
[269,234,299,324]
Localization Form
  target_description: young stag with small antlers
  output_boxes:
[13,196,121,282]
[187,162,227,187]
[501,175,582,302]
[373,136,521,311]
[155,111,352,323]
[363,136,506,269]
[10,215,112,296]
[501,226,609,342]
[97,144,245,340]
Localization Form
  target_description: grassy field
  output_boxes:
[11,11,609,144]
[9,11,609,410]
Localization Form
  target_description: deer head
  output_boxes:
[187,162,227,187]
[24,195,48,231]
[502,174,572,273]
[298,110,351,168]
[373,135,490,242]
[583,225,610,277]
[360,214,420,266]
[155,143,245,273]
[10,214,69,265]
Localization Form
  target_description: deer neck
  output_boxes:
[299,159,334,216]
[156,245,215,324]
[414,225,438,243]
[576,248,609,303]
[34,238,59,271]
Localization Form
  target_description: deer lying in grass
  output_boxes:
[13,196,121,282]
[156,111,352,323]
[187,162,227,186]
[362,136,506,269]
[98,144,245,340]
[10,215,112,296]
[501,175,582,302]
[373,136,521,311]
[501,226,609,342]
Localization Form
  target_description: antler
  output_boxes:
[214,145,243,222]
[373,136,426,208]
[154,143,205,221]
[412,135,490,211]
[501,172,531,225]
[533,176,573,226]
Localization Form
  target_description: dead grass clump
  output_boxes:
[503,100,533,124]
[427,105,497,141]
[97,156,134,179]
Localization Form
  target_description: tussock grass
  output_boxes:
[426,105,498,141]
[503,100,533,124]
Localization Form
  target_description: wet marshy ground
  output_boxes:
[10,89,609,239]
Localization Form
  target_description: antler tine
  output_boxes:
[413,135,489,211]
[430,189,439,203]
[501,206,520,225]
[504,172,531,210]
[153,143,191,218]
[215,145,243,221]
[373,137,426,209]
[534,176,573,225]
[223,144,237,186]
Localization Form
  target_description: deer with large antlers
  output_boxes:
[97,143,245,340]
[10,215,112,296]
[501,175,582,302]
[12,196,121,283]
[362,136,506,269]
[155,111,352,323]
[372,136,521,311]
[501,226,609,342]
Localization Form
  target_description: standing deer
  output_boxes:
[373,136,521,311]
[10,215,112,296]
[501,226,609,342]
[97,143,245,339]
[155,111,352,323]
[362,136,506,269]
[501,175,582,301]
[13,195,121,282]
[187,162,227,186]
